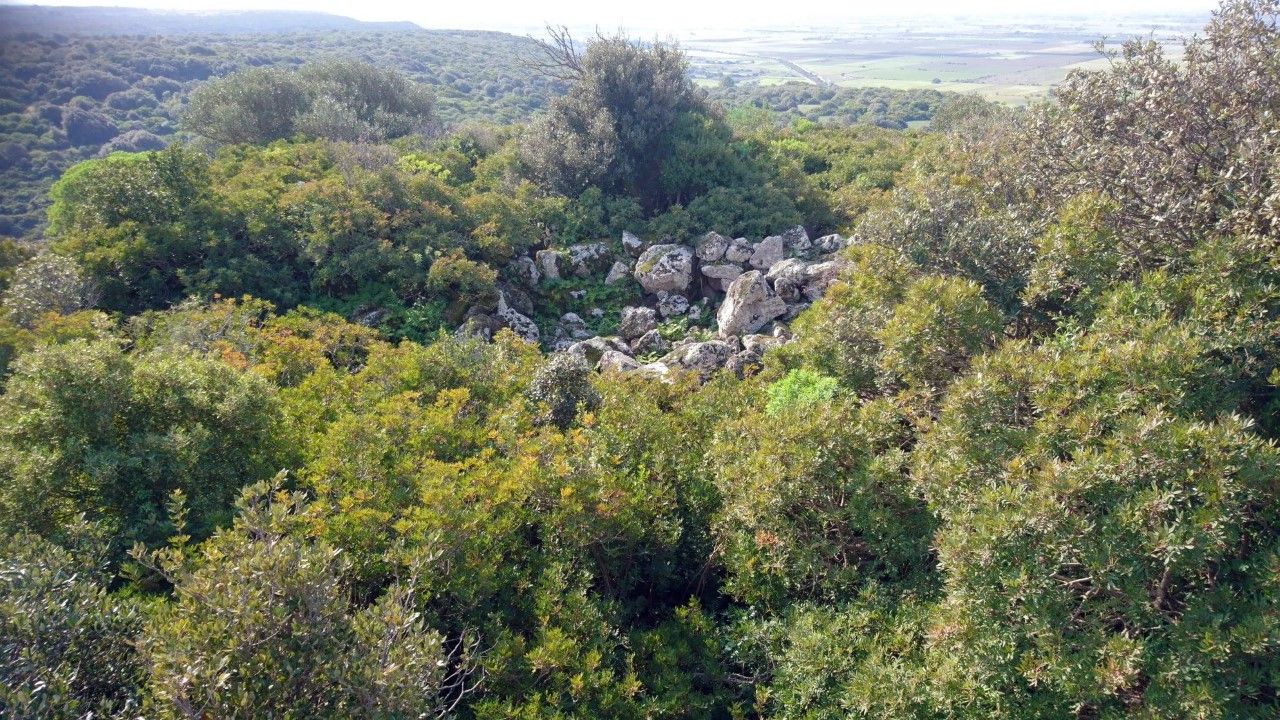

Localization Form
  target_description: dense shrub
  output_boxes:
[184,60,437,144]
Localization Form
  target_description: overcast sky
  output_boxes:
[5,0,1220,32]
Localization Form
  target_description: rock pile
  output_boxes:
[478,226,850,380]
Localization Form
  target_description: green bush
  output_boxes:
[764,368,838,416]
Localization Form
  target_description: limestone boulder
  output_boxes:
[567,242,611,277]
[701,263,743,292]
[634,244,695,295]
[605,260,631,284]
[656,291,690,318]
[495,291,540,343]
[622,230,645,257]
[619,306,657,340]
[630,329,670,357]
[599,350,641,374]
[716,270,787,337]
[566,336,630,366]
[695,231,730,262]
[510,255,541,286]
[659,340,735,380]
[535,249,568,282]
[725,237,753,263]
[748,235,784,270]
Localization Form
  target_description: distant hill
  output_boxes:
[0,5,421,35]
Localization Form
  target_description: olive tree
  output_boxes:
[520,29,713,209]
[1,253,99,328]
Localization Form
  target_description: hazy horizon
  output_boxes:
[0,0,1220,34]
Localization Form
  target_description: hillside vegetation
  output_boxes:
[0,7,946,238]
[2,1,1280,718]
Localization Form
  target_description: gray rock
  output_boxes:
[656,291,690,318]
[567,242,611,277]
[630,329,670,357]
[696,231,730,262]
[634,244,695,295]
[659,340,736,379]
[495,291,539,343]
[511,256,541,286]
[725,237,753,263]
[605,260,631,285]
[619,306,658,340]
[501,285,535,315]
[456,313,497,341]
[570,289,587,300]
[766,258,811,302]
[814,233,847,254]
[599,350,641,373]
[725,349,763,378]
[800,260,846,301]
[717,270,788,337]
[635,361,673,380]
[742,333,786,356]
[622,230,645,257]
[701,263,743,292]
[780,225,812,256]
[767,258,846,303]
[557,312,592,341]
[535,249,568,282]
[566,336,630,365]
[749,235,785,270]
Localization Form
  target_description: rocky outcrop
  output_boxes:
[568,242,611,277]
[622,230,645,257]
[599,350,641,373]
[725,237,753,264]
[717,270,787,337]
[656,291,690,318]
[634,244,695,295]
[605,260,631,284]
[536,249,568,282]
[659,340,737,380]
[509,225,847,383]
[700,263,743,292]
[696,231,730,262]
[619,306,657,340]
[748,235,784,270]
[631,329,670,356]
[496,291,539,343]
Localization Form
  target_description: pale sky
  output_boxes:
[4,0,1220,32]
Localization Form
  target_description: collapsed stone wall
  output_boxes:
[464,226,850,380]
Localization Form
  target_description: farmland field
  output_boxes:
[681,13,1205,103]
